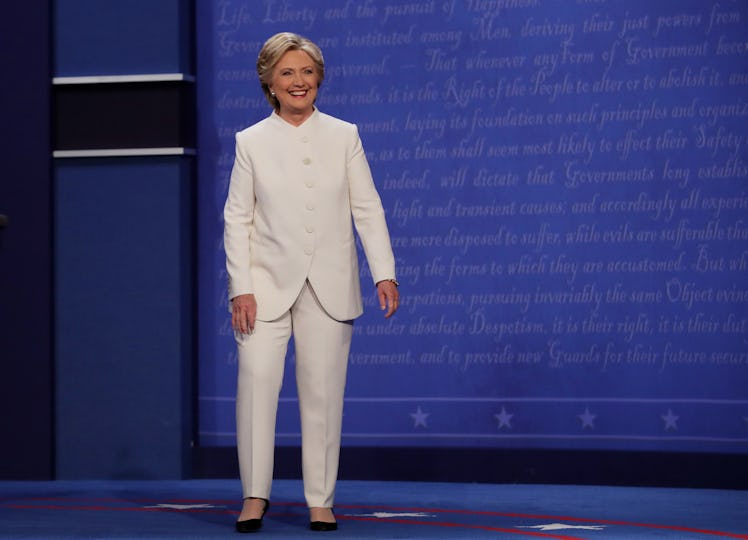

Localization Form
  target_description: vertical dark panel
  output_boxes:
[0,2,53,478]
[51,0,195,480]
[55,158,193,479]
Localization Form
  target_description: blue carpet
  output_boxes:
[1,479,746,538]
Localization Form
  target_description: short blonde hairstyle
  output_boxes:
[256,32,325,110]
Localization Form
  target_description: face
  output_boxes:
[269,49,319,120]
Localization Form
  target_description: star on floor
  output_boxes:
[518,523,606,531]
[144,503,223,510]
[347,512,435,519]
[577,407,597,429]
[410,406,430,428]
[494,406,514,429]
[661,409,679,431]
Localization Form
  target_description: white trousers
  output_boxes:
[235,280,353,508]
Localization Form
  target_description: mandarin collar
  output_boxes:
[270,107,319,131]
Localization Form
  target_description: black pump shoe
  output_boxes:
[310,509,337,532]
[236,498,269,533]
[310,521,338,532]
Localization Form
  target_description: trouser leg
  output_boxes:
[235,313,291,499]
[291,281,353,508]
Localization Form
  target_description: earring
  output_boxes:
[270,91,276,96]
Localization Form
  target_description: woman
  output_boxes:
[223,32,399,533]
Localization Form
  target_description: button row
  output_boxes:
[303,140,314,257]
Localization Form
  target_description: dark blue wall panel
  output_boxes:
[55,157,193,479]
[0,0,53,480]
[54,0,192,76]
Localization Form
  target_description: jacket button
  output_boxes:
[302,157,311,165]
[306,202,315,210]
[305,225,314,233]
[304,247,313,255]
[301,136,310,143]
[305,181,314,188]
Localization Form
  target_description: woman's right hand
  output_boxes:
[231,294,257,334]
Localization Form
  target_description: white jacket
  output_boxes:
[224,108,396,321]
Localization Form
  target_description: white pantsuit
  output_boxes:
[235,281,352,507]
[224,108,396,508]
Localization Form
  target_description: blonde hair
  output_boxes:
[256,32,325,110]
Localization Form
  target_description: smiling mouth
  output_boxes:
[289,90,308,97]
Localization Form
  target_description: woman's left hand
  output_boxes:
[376,280,399,318]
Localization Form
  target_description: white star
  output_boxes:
[410,406,430,428]
[661,409,679,431]
[577,407,597,429]
[518,523,605,531]
[494,406,514,429]
[347,512,435,518]
[144,503,222,510]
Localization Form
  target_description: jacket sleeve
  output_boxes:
[223,132,256,301]
[346,126,397,285]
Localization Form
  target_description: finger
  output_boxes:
[233,308,246,333]
[378,289,387,311]
[239,305,251,334]
[384,293,398,318]
[238,310,247,334]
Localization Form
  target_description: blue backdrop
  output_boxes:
[196,0,748,454]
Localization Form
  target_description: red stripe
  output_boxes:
[334,504,748,539]
[4,500,747,539]
[341,515,585,539]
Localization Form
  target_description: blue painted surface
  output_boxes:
[54,0,191,76]
[1,479,747,538]
[196,0,748,454]
[54,157,193,479]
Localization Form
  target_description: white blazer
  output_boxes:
[224,108,396,322]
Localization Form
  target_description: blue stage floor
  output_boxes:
[1,479,747,539]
